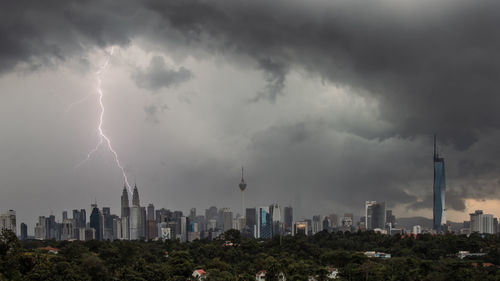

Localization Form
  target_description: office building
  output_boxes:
[222,208,233,232]
[90,202,103,240]
[365,201,376,230]
[329,213,338,228]
[365,201,386,230]
[147,204,155,221]
[284,206,293,233]
[269,203,281,236]
[61,219,74,240]
[470,210,494,234]
[293,221,308,236]
[257,206,271,239]
[412,225,422,234]
[0,210,16,235]
[20,223,28,240]
[312,215,322,235]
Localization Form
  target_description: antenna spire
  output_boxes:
[434,134,437,158]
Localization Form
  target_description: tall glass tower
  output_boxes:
[433,135,446,231]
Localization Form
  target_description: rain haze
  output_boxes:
[1,0,500,232]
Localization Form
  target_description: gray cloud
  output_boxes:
[251,58,289,102]
[3,0,498,149]
[1,0,500,223]
[144,103,169,124]
[133,56,192,91]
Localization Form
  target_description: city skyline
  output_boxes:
[2,0,500,233]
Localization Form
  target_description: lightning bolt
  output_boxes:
[74,47,132,193]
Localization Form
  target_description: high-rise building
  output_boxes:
[245,208,257,237]
[189,208,196,220]
[102,207,114,240]
[312,215,322,235]
[433,135,446,231]
[284,206,293,233]
[179,216,188,242]
[20,223,28,240]
[148,204,155,221]
[205,206,218,222]
[293,221,308,236]
[412,225,422,234]
[257,207,271,239]
[322,216,330,231]
[372,202,386,229]
[386,210,396,227]
[141,206,147,238]
[340,216,353,232]
[365,201,386,230]
[129,184,142,240]
[121,185,130,218]
[61,219,74,240]
[0,210,16,235]
[329,213,338,228]
[147,220,157,240]
[365,201,376,230]
[90,203,103,240]
[34,216,46,240]
[269,204,281,236]
[72,210,79,226]
[470,210,494,234]
[222,208,233,232]
[79,209,86,228]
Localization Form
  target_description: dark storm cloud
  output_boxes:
[251,58,289,102]
[3,0,500,147]
[143,0,500,149]
[2,0,500,215]
[0,1,139,73]
[132,56,192,91]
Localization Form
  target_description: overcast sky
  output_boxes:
[1,0,500,231]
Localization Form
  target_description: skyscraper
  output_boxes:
[257,206,271,239]
[245,207,257,237]
[130,184,142,240]
[121,185,130,218]
[222,208,233,232]
[20,223,28,240]
[284,206,293,233]
[147,204,155,221]
[371,202,386,229]
[365,201,386,230]
[90,202,103,240]
[269,203,281,236]
[365,201,376,230]
[433,135,446,231]
[470,210,494,234]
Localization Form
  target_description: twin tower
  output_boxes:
[120,184,144,240]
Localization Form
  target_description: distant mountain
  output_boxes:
[397,217,463,231]
[397,216,433,230]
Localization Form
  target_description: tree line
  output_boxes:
[0,229,499,280]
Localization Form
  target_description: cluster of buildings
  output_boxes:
[457,210,499,235]
[0,137,499,240]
